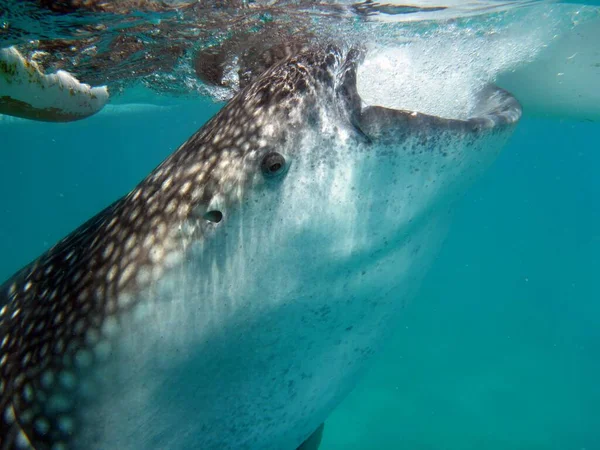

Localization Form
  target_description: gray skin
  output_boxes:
[0,45,521,449]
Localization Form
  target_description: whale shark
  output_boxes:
[0,3,597,125]
[0,45,521,449]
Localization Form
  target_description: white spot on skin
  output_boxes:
[79,298,93,316]
[78,290,89,304]
[128,247,140,261]
[162,176,173,190]
[75,350,93,368]
[149,247,165,264]
[35,418,50,435]
[14,374,25,387]
[101,316,119,338]
[107,265,117,282]
[73,318,86,335]
[59,371,77,390]
[180,181,192,195]
[94,340,112,362]
[119,265,135,288]
[36,390,47,403]
[165,199,177,214]
[4,405,15,423]
[218,159,230,171]
[41,370,54,388]
[186,163,203,176]
[66,311,78,326]
[86,328,100,346]
[153,168,165,181]
[147,201,159,215]
[125,235,137,251]
[53,312,64,326]
[39,342,50,358]
[103,242,115,259]
[118,292,135,309]
[58,415,74,434]
[177,204,191,217]
[21,351,32,366]
[190,188,203,203]
[142,235,156,252]
[54,338,65,353]
[72,272,82,286]
[106,217,118,230]
[23,384,34,401]
[149,216,162,231]
[90,235,101,250]
[164,251,182,269]
[19,409,33,424]
[129,207,141,222]
[137,267,152,285]
[79,379,96,399]
[47,395,71,413]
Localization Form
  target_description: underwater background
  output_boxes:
[1,0,599,446]
[0,96,598,449]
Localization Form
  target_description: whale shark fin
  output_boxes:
[297,423,325,450]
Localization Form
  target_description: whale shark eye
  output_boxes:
[203,210,223,223]
[261,152,287,178]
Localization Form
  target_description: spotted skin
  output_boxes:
[0,44,355,450]
[0,45,522,449]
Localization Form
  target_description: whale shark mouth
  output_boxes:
[190,41,522,133]
[336,47,522,142]
[357,84,522,140]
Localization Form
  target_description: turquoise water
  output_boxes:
[1,101,598,447]
[324,118,600,449]
[0,101,220,277]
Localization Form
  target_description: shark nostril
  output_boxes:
[203,210,223,223]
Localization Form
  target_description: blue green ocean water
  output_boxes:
[0,97,597,448]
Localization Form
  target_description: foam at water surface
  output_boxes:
[355,7,566,119]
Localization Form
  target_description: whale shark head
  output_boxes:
[0,45,521,449]
[158,45,520,273]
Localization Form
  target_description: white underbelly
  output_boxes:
[75,209,450,450]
